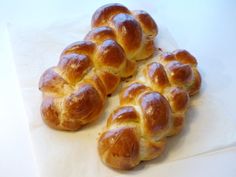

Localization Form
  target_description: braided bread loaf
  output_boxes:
[39,3,158,131]
[98,50,201,170]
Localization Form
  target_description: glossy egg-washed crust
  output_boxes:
[39,3,158,131]
[98,49,201,170]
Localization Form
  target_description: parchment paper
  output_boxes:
[8,15,236,177]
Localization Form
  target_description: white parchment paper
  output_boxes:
[8,15,236,177]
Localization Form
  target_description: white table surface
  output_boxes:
[0,0,236,177]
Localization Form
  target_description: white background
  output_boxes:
[0,0,236,177]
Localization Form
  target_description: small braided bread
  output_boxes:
[98,50,201,169]
[39,3,158,131]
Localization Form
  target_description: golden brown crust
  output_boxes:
[166,61,194,85]
[39,67,68,96]
[189,69,202,96]
[120,83,150,105]
[145,62,170,92]
[84,72,107,100]
[144,50,201,135]
[58,54,92,85]
[98,49,201,169]
[160,50,197,66]
[107,106,139,127]
[39,3,158,131]
[41,80,105,131]
[139,92,171,137]
[92,3,130,27]
[143,52,197,136]
[167,87,189,112]
[174,49,197,65]
[132,10,158,37]
[97,71,120,94]
[41,97,60,129]
[159,50,201,95]
[91,3,157,60]
[99,89,172,170]
[98,127,140,170]
[64,84,104,123]
[61,41,95,58]
[111,14,143,57]
[84,26,116,43]
[159,52,176,63]
[95,39,126,71]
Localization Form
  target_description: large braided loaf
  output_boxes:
[39,3,158,131]
[98,50,201,170]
